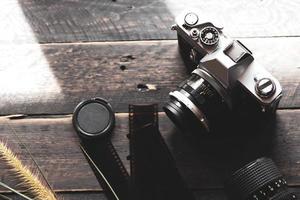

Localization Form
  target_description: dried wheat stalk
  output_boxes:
[0,141,57,200]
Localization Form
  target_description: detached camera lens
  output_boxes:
[163,69,230,133]
[73,98,115,139]
[226,158,297,200]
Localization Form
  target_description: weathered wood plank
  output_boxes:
[1,189,299,200]
[57,192,106,200]
[0,191,231,200]
[0,109,298,193]
[0,191,107,200]
[0,38,298,115]
[2,0,300,43]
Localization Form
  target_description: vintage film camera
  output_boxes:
[164,10,283,133]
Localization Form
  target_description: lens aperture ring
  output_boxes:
[250,177,288,200]
[165,69,231,133]
[169,90,210,131]
[271,190,297,200]
[179,73,228,126]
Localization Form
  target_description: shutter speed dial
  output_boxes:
[200,26,219,46]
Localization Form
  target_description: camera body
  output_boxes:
[164,10,283,133]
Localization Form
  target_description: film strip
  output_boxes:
[128,104,196,200]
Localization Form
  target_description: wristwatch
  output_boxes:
[72,98,129,200]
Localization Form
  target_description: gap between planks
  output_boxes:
[24,35,300,46]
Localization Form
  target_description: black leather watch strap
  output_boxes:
[81,139,129,200]
[73,98,129,200]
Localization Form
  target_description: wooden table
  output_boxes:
[0,0,299,199]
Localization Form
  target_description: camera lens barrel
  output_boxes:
[164,69,230,133]
[226,158,297,200]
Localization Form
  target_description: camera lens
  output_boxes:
[226,158,297,200]
[163,68,230,133]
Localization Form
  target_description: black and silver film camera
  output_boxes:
[163,10,283,133]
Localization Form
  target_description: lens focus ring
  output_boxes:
[226,158,297,200]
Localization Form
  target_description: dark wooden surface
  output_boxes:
[0,0,299,199]
[0,111,299,198]
[0,38,299,115]
[11,0,300,43]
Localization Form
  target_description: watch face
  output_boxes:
[200,26,219,46]
[73,98,115,138]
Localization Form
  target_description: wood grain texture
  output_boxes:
[0,38,298,115]
[2,0,299,43]
[1,190,300,200]
[0,192,107,200]
[0,109,298,194]
[0,1,298,199]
